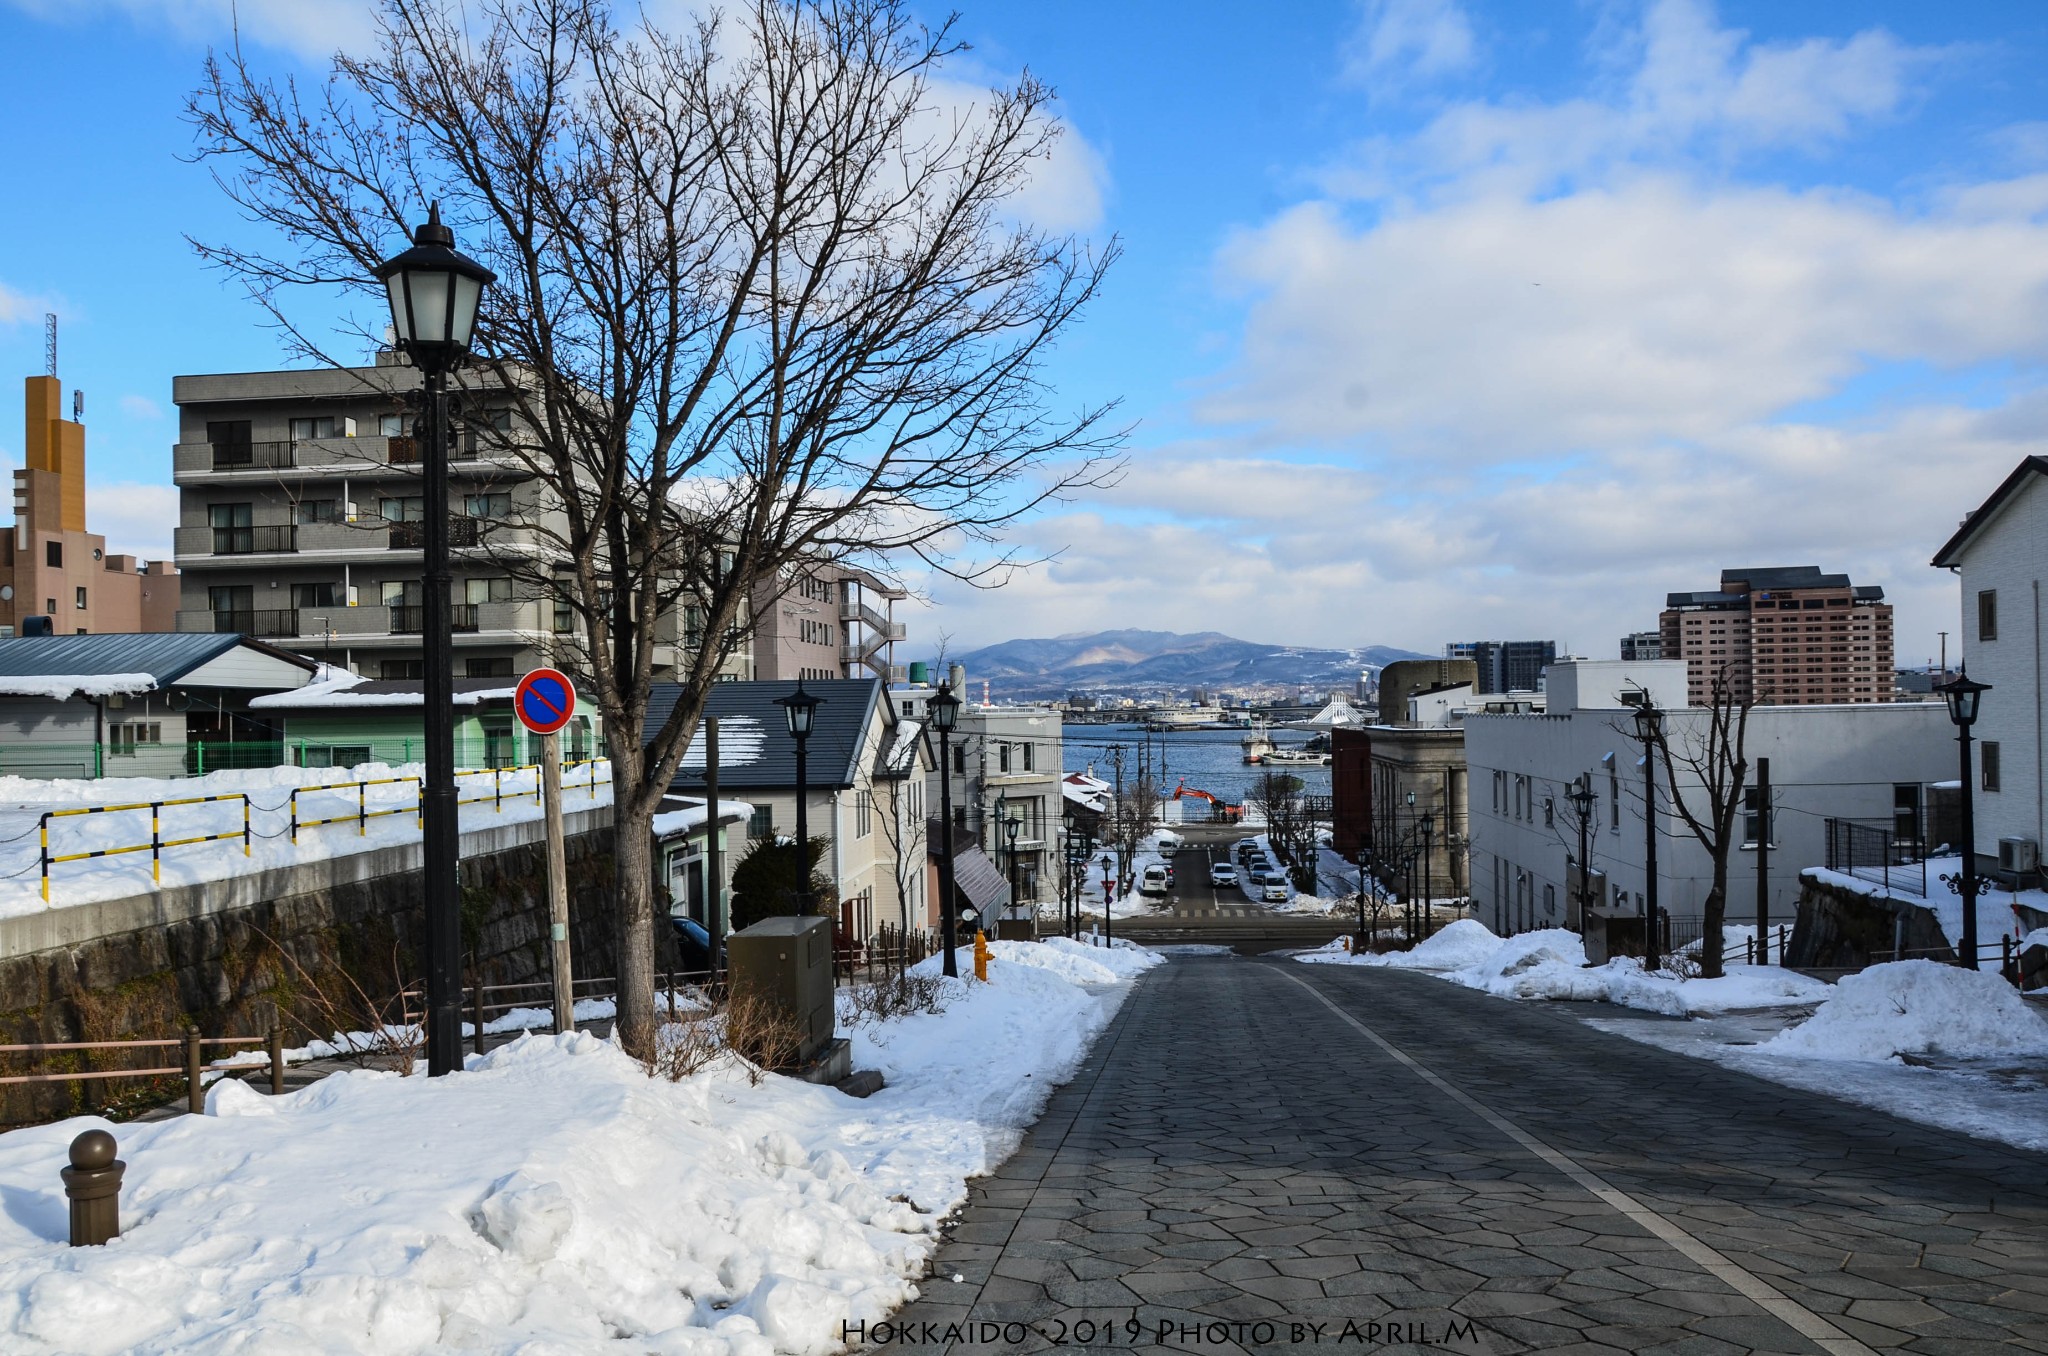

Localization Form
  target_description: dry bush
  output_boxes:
[1661,951,1702,981]
[840,972,950,1028]
[259,930,423,1074]
[651,1011,725,1082]
[649,983,810,1087]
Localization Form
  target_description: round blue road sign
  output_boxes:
[514,668,576,736]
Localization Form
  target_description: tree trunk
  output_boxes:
[611,806,658,1059]
[1700,862,1729,980]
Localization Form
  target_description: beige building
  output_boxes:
[2,373,177,637]
[751,562,905,683]
[1658,566,1893,707]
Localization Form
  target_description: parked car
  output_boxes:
[1163,863,1176,888]
[1156,832,1185,855]
[1139,863,1170,895]
[1209,862,1239,887]
[1262,878,1290,903]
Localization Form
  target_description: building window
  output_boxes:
[902,701,914,716]
[855,789,872,838]
[464,577,515,605]
[1022,742,1034,772]
[297,499,342,524]
[749,804,774,839]
[1978,590,1998,643]
[1543,883,1555,918]
[292,582,343,609]
[378,413,407,437]
[1982,741,2001,793]
[553,600,575,634]
[289,416,340,441]
[998,743,1011,773]
[1543,796,1554,827]
[43,599,54,615]
[108,722,161,755]
[466,657,515,678]
[953,744,964,774]
[379,660,427,680]
[44,540,61,567]
[462,492,511,519]
[1607,758,1619,830]
[74,587,86,610]
[1742,787,1773,845]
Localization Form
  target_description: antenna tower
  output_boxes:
[44,314,57,377]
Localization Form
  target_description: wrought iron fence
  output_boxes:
[1823,817,1927,897]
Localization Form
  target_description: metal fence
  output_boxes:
[0,734,605,781]
[1824,818,1927,897]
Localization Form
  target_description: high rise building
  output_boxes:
[1,362,177,637]
[751,562,906,683]
[1620,631,1663,661]
[1657,566,1893,707]
[1443,640,1557,694]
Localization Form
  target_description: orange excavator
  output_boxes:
[1172,780,1244,822]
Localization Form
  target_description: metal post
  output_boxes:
[793,733,810,914]
[1422,825,1434,940]
[420,369,463,1074]
[1644,736,1660,972]
[1754,756,1770,958]
[543,731,572,1032]
[471,958,486,1057]
[1958,724,1981,969]
[184,1029,203,1114]
[936,726,959,977]
[705,718,722,977]
[268,1024,284,1096]
[63,1131,123,1247]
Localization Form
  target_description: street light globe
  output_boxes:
[926,685,960,734]
[375,204,495,369]
[1935,668,1991,729]
[776,679,822,740]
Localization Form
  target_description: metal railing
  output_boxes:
[1824,817,1927,897]
[209,440,294,471]
[285,761,610,846]
[0,1028,285,1117]
[211,524,298,555]
[209,608,300,638]
[39,793,251,901]
[386,519,480,549]
[287,776,423,843]
[390,603,480,633]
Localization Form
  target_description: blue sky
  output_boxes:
[4,0,2048,664]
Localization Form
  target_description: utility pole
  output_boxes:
[1754,755,1770,963]
[705,718,722,971]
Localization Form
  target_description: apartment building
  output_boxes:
[171,359,747,683]
[1619,630,1662,661]
[751,562,906,683]
[2,370,177,637]
[1657,566,1893,707]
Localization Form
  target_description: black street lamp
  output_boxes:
[1569,777,1597,933]
[1004,813,1022,934]
[1101,852,1116,948]
[1633,703,1663,971]
[375,205,494,1078]
[1935,667,1992,969]
[776,680,823,914]
[1354,844,1372,953]
[926,686,961,976]
[1419,812,1435,941]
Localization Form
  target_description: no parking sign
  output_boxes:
[515,668,576,736]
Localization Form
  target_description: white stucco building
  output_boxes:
[1466,660,1956,937]
[1933,456,2048,876]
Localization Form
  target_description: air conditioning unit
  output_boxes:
[1998,837,2039,875]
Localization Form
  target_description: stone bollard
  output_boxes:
[62,1130,124,1246]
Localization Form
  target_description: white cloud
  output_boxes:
[117,394,163,421]
[84,482,178,561]
[1342,0,1478,89]
[0,281,51,327]
[4,0,377,60]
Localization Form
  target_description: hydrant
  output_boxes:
[973,930,991,982]
[63,1130,123,1246]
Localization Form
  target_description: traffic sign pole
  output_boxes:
[515,669,578,1033]
[543,730,572,1033]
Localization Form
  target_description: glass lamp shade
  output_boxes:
[1420,813,1435,836]
[1633,704,1664,741]
[1936,669,1991,729]
[375,205,495,362]
[1006,818,1021,845]
[777,681,822,739]
[925,686,959,733]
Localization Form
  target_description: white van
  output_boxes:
[1139,864,1170,895]
[1155,832,1184,855]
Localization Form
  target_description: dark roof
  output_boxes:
[925,820,1011,912]
[648,679,885,791]
[0,633,316,685]
[1721,566,1850,592]
[1932,457,2048,567]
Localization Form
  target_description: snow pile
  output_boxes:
[0,941,1158,1355]
[1805,859,2031,964]
[1039,935,1164,980]
[987,938,1123,985]
[0,673,156,700]
[1295,920,1832,1015]
[1764,959,2048,1063]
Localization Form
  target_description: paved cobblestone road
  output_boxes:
[878,955,2048,1356]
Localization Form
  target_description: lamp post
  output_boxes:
[1101,852,1115,947]
[375,205,494,1078]
[1354,844,1372,953]
[1419,812,1435,940]
[1935,667,1992,969]
[926,686,961,976]
[1004,812,1021,934]
[776,680,822,916]
[1569,777,1597,933]
[1632,703,1663,971]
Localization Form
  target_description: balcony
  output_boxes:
[208,609,300,638]
[390,604,480,634]
[387,518,482,549]
[208,440,295,471]
[180,524,298,556]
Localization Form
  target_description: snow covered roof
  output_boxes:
[649,795,755,841]
[0,633,317,695]
[251,675,520,710]
[877,719,925,777]
[1062,771,1111,813]
[648,679,884,791]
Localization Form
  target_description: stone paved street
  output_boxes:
[876,955,2048,1356]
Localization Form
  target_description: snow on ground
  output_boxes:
[0,941,1158,1355]
[1805,859,2036,963]
[1295,920,1833,1016]
[0,761,613,918]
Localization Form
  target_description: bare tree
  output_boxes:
[1103,745,1157,899]
[188,0,1122,1055]
[1646,666,1753,979]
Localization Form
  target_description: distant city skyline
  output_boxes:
[2,1,2045,663]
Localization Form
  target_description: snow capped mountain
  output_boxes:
[949,630,1429,700]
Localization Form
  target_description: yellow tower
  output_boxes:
[22,374,87,533]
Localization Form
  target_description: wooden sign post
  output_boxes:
[516,669,577,1033]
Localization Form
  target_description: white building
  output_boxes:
[1932,457,2048,873]
[1466,659,1956,937]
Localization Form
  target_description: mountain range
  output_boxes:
[949,630,1432,701]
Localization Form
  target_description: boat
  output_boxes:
[1240,723,1273,764]
[1263,748,1330,766]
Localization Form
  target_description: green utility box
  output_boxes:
[726,914,835,1065]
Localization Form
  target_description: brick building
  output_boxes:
[1658,566,1893,707]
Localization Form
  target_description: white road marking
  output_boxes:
[1285,971,1881,1356]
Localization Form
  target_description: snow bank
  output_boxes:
[0,940,1158,1355]
[0,673,156,700]
[1295,920,1832,1015]
[1765,959,2048,1063]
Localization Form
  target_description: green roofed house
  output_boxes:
[0,632,319,778]
[248,670,602,769]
